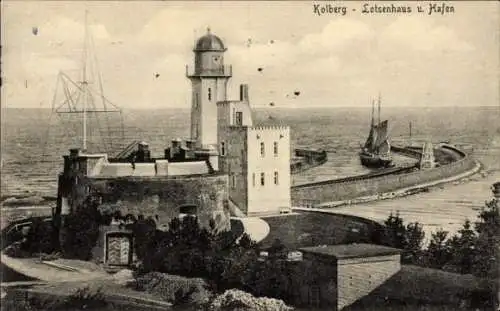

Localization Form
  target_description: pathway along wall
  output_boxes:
[291,146,476,206]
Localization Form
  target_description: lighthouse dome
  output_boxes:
[194,28,226,52]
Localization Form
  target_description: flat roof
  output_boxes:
[299,243,401,260]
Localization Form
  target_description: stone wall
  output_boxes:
[336,254,401,310]
[260,212,384,250]
[87,174,231,232]
[291,152,476,206]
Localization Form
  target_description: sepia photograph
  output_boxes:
[1,1,499,310]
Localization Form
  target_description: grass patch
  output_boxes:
[346,265,496,310]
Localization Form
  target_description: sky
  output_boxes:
[1,1,499,109]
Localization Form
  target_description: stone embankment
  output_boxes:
[290,148,328,174]
[291,144,479,207]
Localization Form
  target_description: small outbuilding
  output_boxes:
[297,243,402,310]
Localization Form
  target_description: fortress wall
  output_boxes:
[291,155,475,205]
[88,174,231,232]
[260,212,384,250]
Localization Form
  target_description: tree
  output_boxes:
[382,212,425,264]
[268,239,288,260]
[424,229,451,269]
[383,212,406,249]
[403,222,425,264]
[21,217,54,255]
[62,198,101,260]
[130,218,157,261]
[445,220,477,274]
[472,199,499,279]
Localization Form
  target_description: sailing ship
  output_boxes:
[359,95,393,168]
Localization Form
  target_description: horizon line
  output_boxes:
[2,104,499,110]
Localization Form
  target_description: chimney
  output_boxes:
[186,140,195,149]
[240,84,249,102]
[170,138,182,159]
[69,148,80,158]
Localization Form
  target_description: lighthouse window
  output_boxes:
[260,172,265,186]
[221,142,226,156]
[252,173,256,187]
[208,88,212,101]
[231,174,236,189]
[274,142,278,156]
[274,171,279,185]
[260,142,265,157]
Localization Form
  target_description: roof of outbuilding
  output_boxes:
[299,243,401,260]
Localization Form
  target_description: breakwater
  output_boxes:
[291,144,476,206]
[290,148,328,174]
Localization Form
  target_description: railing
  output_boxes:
[186,65,232,77]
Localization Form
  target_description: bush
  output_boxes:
[54,286,108,310]
[3,243,31,258]
[40,252,62,261]
[203,289,293,311]
[382,212,425,264]
[420,198,499,284]
[133,272,212,305]
[62,198,101,260]
[20,218,54,255]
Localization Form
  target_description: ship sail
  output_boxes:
[363,100,377,150]
[374,120,388,147]
[364,124,377,150]
[359,94,392,167]
[374,120,390,155]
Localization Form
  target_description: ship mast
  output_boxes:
[377,92,381,126]
[82,10,89,151]
[409,121,412,147]
[41,9,125,160]
[371,99,375,128]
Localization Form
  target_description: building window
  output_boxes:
[220,142,226,156]
[252,173,256,187]
[231,174,236,189]
[274,171,279,185]
[260,172,265,186]
[195,93,199,109]
[260,142,265,157]
[208,87,212,101]
[235,111,243,125]
[274,142,278,156]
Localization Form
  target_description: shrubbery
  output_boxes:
[129,216,300,305]
[202,289,294,311]
[1,286,107,311]
[61,198,101,260]
[20,217,55,256]
[381,212,425,264]
[383,198,499,282]
[132,272,212,306]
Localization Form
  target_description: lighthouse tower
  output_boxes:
[420,141,436,170]
[187,28,232,149]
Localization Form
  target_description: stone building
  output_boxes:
[294,244,402,310]
[53,28,291,267]
[189,28,292,216]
